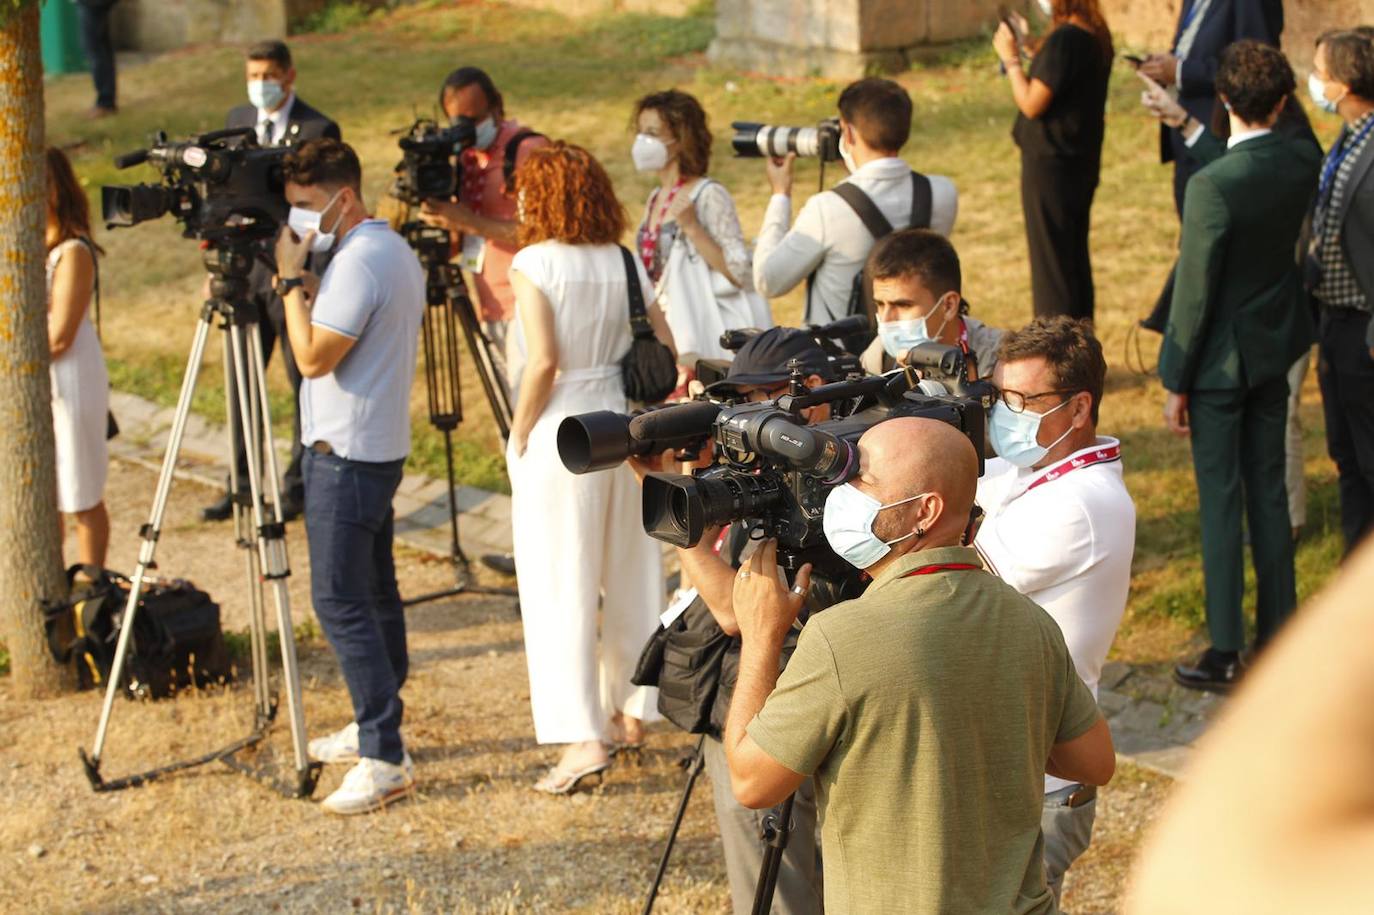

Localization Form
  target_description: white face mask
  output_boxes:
[1308,72,1343,115]
[838,129,858,174]
[287,188,345,254]
[878,295,954,360]
[247,78,286,112]
[823,483,928,570]
[474,116,499,150]
[632,133,670,172]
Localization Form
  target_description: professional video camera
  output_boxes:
[560,342,992,582]
[731,117,841,162]
[391,117,478,205]
[101,128,287,243]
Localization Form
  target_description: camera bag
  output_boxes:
[44,567,233,699]
[618,244,679,404]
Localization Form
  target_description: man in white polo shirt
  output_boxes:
[753,77,958,329]
[274,138,425,815]
[973,316,1136,904]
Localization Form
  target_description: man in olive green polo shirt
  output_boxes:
[725,417,1116,914]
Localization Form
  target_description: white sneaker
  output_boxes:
[321,755,415,815]
[308,721,360,764]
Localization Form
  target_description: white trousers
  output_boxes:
[508,375,662,744]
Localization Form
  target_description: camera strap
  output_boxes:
[502,128,546,193]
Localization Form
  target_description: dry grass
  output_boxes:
[1,461,1163,912]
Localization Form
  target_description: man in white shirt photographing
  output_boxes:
[753,77,958,328]
[973,316,1136,904]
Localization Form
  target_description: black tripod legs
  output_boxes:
[642,735,708,915]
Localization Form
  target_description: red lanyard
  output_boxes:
[639,178,685,278]
[1025,442,1121,492]
[900,562,981,579]
[956,319,977,380]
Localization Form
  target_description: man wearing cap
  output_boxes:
[632,326,838,915]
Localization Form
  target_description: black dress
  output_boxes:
[1013,24,1112,321]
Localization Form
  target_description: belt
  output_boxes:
[309,441,334,455]
[554,365,621,385]
[1044,783,1097,809]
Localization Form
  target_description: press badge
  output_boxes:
[660,587,699,628]
[460,234,487,274]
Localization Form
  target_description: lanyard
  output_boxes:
[1319,116,1374,209]
[900,562,981,579]
[1025,442,1121,493]
[1178,0,1203,33]
[956,319,978,381]
[639,178,685,279]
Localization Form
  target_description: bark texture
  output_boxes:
[0,3,69,697]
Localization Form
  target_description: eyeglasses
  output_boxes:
[993,387,1077,414]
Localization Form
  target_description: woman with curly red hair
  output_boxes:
[506,142,676,794]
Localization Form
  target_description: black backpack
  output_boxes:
[502,129,545,193]
[807,171,933,354]
[44,567,233,699]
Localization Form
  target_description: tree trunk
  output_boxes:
[0,3,69,698]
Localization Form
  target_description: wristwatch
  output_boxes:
[275,275,305,296]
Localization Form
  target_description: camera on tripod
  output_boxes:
[731,117,842,162]
[392,117,478,205]
[101,127,288,243]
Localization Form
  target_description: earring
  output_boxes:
[916,527,925,538]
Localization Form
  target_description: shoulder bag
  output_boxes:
[618,245,678,404]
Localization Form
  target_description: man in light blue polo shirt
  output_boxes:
[274,138,425,815]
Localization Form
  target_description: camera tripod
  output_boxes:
[398,221,516,607]
[641,737,805,915]
[78,241,319,799]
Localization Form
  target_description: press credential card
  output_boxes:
[460,234,487,274]
[660,587,699,628]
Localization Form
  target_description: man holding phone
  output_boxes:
[1136,0,1283,215]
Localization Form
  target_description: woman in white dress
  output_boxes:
[45,147,111,571]
[506,142,676,794]
[630,90,769,378]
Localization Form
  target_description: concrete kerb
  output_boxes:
[106,390,514,559]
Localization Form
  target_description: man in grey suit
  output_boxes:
[203,40,341,524]
[1309,28,1374,555]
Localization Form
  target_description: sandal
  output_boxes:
[532,760,610,796]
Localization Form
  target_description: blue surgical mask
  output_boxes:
[823,483,927,570]
[988,398,1072,468]
[878,297,953,360]
[1308,72,1343,115]
[287,189,344,254]
[474,117,499,150]
[248,79,285,112]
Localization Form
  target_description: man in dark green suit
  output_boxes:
[1159,41,1321,692]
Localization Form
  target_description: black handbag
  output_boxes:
[617,245,677,404]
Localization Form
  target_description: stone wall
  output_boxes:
[1102,0,1374,73]
[111,0,287,52]
[710,0,1009,77]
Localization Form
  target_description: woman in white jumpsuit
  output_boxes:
[505,143,676,794]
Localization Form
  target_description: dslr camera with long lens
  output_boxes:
[559,342,992,588]
[732,116,841,162]
[102,127,287,243]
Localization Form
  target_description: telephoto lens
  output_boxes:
[730,118,841,161]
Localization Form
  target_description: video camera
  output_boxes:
[101,128,288,243]
[731,117,841,162]
[391,117,478,206]
[559,343,992,582]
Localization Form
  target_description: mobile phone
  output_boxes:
[1123,53,1145,68]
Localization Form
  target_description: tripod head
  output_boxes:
[201,241,264,326]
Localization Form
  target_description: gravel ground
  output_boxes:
[0,461,1168,913]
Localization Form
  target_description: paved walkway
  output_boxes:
[107,389,1216,780]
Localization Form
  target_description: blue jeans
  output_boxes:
[303,449,407,763]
